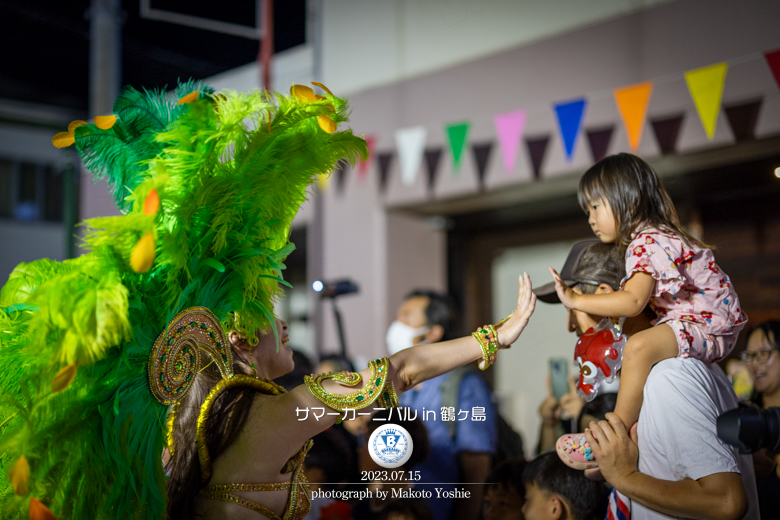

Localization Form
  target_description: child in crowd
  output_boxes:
[522,452,601,520]
[482,458,527,520]
[550,153,746,469]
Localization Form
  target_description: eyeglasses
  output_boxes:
[741,349,777,364]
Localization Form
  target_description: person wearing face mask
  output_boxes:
[389,289,498,520]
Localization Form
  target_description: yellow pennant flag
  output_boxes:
[685,62,728,140]
[614,82,653,150]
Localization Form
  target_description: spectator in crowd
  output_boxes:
[549,243,760,519]
[316,353,357,374]
[303,427,357,520]
[534,240,624,454]
[376,499,434,520]
[390,289,497,520]
[521,452,601,520]
[482,458,527,520]
[354,408,430,520]
[743,320,780,518]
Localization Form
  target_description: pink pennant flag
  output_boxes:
[493,110,527,173]
[358,135,376,178]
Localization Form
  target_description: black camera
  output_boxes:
[717,402,780,453]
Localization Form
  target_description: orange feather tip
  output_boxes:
[67,120,88,133]
[177,91,200,105]
[318,115,337,134]
[29,497,56,520]
[311,81,333,95]
[51,363,78,393]
[94,115,117,130]
[143,189,160,215]
[51,132,75,148]
[291,84,316,102]
[130,232,156,273]
[10,455,30,496]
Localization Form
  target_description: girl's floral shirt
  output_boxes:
[621,227,747,335]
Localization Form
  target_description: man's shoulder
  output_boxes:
[645,358,736,408]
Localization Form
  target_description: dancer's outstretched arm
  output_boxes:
[276,273,536,446]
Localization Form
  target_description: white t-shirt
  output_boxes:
[633,358,759,520]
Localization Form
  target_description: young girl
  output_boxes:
[551,153,746,470]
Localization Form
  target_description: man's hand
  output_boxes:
[539,376,559,424]
[584,413,639,490]
[559,376,584,420]
[549,267,579,309]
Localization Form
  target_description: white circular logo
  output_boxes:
[368,424,413,468]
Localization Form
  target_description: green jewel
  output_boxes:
[175,362,183,371]
[369,390,374,395]
[161,354,166,362]
[165,387,170,392]
[200,323,207,329]
[159,373,164,382]
[356,395,364,402]
[177,327,184,333]
[167,338,173,345]
[376,378,382,386]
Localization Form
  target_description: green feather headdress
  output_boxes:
[0,81,367,519]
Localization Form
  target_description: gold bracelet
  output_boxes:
[494,313,513,348]
[473,324,499,370]
[304,358,395,411]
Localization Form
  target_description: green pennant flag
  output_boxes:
[445,122,470,173]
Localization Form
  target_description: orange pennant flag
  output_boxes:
[614,82,653,150]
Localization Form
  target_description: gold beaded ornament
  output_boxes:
[148,307,233,405]
[473,314,513,370]
[304,358,400,412]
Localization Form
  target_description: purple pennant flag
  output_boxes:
[493,110,526,173]
[471,142,493,189]
[554,98,587,161]
[377,152,394,195]
[586,126,614,163]
[650,115,684,155]
[424,148,443,194]
[525,135,550,180]
[724,98,763,142]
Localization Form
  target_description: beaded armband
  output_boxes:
[304,357,399,412]
[473,324,499,370]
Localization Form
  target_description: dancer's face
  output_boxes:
[229,319,293,379]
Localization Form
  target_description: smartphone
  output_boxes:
[549,357,570,401]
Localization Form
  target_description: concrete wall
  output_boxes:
[321,0,677,95]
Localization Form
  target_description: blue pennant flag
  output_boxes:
[554,98,587,161]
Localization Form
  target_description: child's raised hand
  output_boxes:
[548,267,578,309]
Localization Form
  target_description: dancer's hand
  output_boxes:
[584,413,639,489]
[496,273,536,348]
[549,267,579,309]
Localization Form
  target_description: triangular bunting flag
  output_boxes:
[586,126,614,163]
[493,110,526,173]
[684,62,728,140]
[525,135,550,180]
[424,148,443,193]
[614,82,653,150]
[725,98,763,142]
[335,159,349,194]
[445,122,470,173]
[765,48,780,91]
[471,142,493,189]
[395,127,427,186]
[377,152,394,195]
[358,135,376,178]
[650,114,684,155]
[554,98,587,161]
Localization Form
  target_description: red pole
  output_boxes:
[259,0,274,90]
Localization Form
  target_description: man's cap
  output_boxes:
[534,240,624,304]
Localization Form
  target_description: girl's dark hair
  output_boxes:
[747,320,780,407]
[165,346,257,520]
[485,457,526,494]
[578,153,708,252]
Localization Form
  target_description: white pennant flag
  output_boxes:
[394,126,427,187]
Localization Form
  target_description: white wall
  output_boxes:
[492,240,587,459]
[321,0,677,95]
